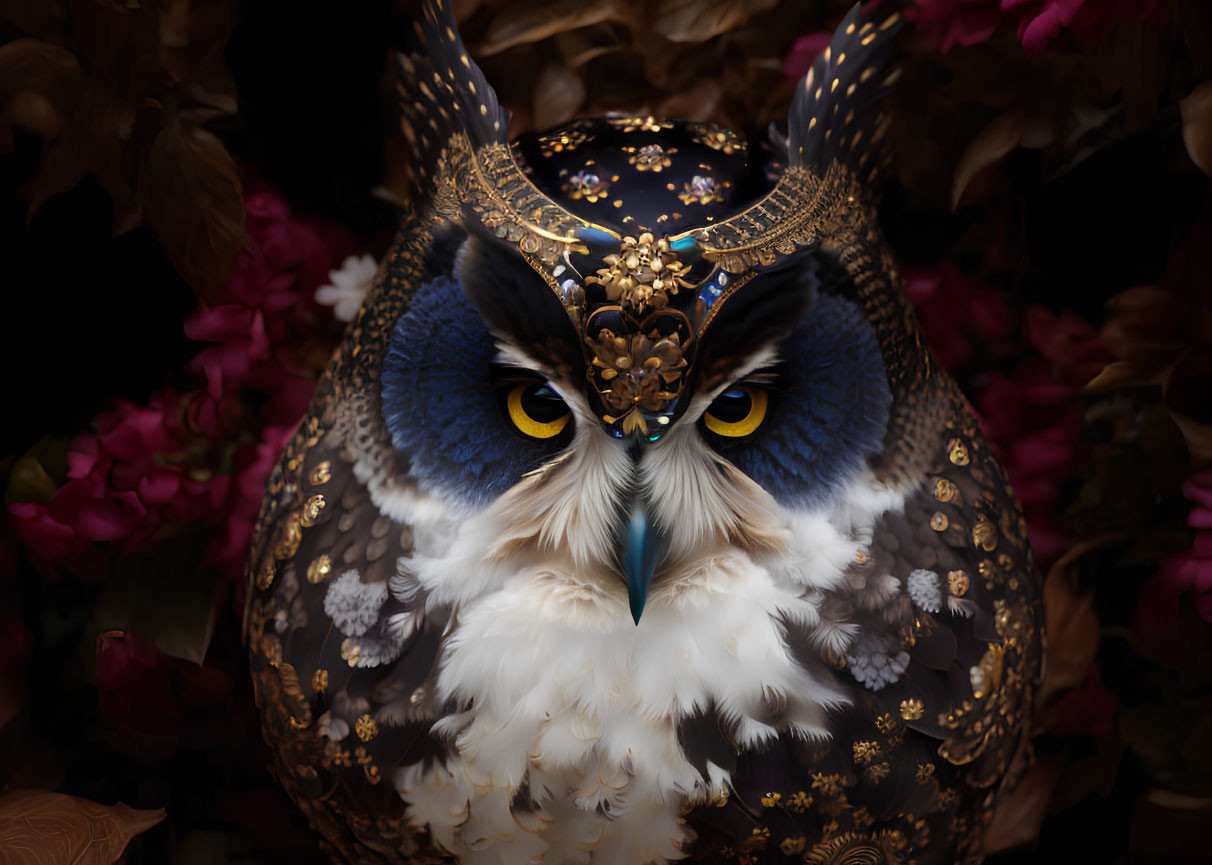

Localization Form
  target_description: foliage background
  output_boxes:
[1,0,1210,861]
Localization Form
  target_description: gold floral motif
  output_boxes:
[969,643,1005,700]
[273,512,303,560]
[787,791,812,813]
[972,515,998,551]
[538,126,590,157]
[933,477,957,503]
[307,554,333,584]
[563,168,611,203]
[947,438,970,466]
[312,668,329,694]
[874,712,899,735]
[300,494,326,527]
[811,772,848,799]
[688,124,746,155]
[948,569,970,596]
[899,698,924,721]
[586,232,691,314]
[759,791,782,807]
[915,762,935,784]
[852,740,881,765]
[678,174,727,205]
[308,461,332,486]
[587,326,688,430]
[629,143,672,172]
[866,762,890,783]
[355,714,379,742]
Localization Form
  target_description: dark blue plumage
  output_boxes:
[381,275,569,508]
[706,292,891,508]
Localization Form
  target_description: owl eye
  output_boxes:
[702,385,769,438]
[506,382,572,440]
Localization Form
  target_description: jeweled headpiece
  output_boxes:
[398,0,903,439]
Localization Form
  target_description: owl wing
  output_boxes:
[245,202,468,863]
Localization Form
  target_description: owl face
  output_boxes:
[246,4,1042,863]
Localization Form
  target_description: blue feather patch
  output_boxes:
[708,293,891,509]
[381,275,569,509]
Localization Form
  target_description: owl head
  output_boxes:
[365,1,915,628]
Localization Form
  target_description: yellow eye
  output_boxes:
[506,383,572,439]
[703,386,769,438]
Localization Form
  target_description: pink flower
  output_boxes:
[1002,0,1085,53]
[1048,663,1118,736]
[906,0,1163,54]
[904,0,1004,53]
[1136,471,1212,629]
[903,264,1016,373]
[95,630,230,735]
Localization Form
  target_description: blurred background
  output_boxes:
[1,0,1210,861]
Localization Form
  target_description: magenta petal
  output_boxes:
[138,470,182,505]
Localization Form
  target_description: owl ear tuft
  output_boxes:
[786,4,903,187]
[396,0,508,188]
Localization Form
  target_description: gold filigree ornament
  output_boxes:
[586,321,689,435]
[585,232,692,315]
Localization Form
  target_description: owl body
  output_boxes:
[246,5,1042,864]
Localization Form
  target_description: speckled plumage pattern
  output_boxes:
[245,3,1043,864]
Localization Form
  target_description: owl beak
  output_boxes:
[623,500,668,624]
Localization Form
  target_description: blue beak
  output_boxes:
[624,501,668,624]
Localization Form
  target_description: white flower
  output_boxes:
[324,569,389,636]
[315,253,378,322]
[847,630,910,691]
[906,569,942,613]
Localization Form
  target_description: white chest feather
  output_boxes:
[362,418,907,865]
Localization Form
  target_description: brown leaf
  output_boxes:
[1036,536,1106,715]
[982,755,1066,855]
[479,0,622,56]
[0,789,164,865]
[553,25,626,69]
[532,63,585,131]
[1180,81,1212,178]
[92,536,220,664]
[652,0,776,42]
[951,108,1054,211]
[0,39,87,147]
[138,121,247,299]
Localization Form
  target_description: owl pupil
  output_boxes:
[710,388,752,424]
[521,383,569,423]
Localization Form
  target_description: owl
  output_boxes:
[244,3,1043,864]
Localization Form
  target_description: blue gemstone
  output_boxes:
[577,227,619,245]
[669,236,698,251]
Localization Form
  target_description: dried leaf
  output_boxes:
[138,122,247,299]
[480,0,622,56]
[532,62,586,131]
[652,0,777,42]
[982,755,1066,854]
[1036,536,1106,714]
[1180,81,1212,178]
[0,789,164,865]
[951,108,1054,210]
[92,536,220,664]
[0,39,87,147]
